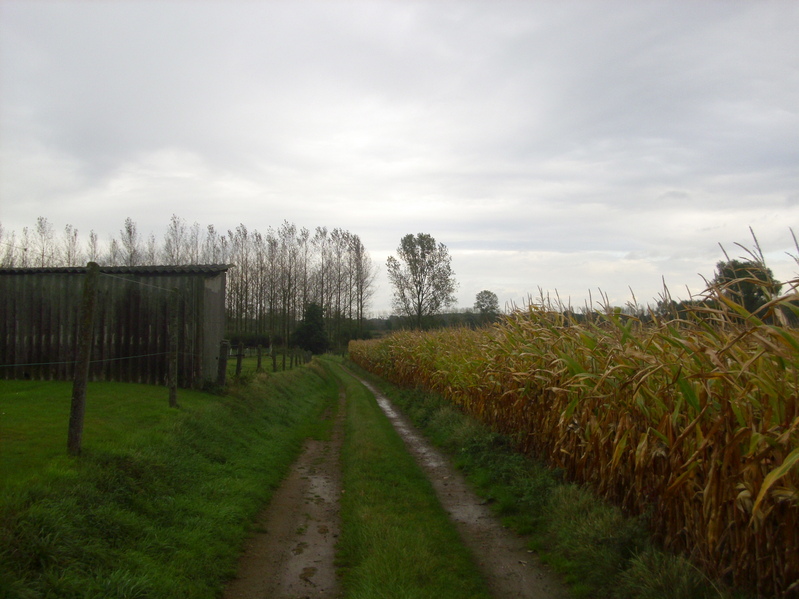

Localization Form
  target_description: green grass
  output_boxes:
[344,360,747,599]
[321,357,491,599]
[0,362,338,599]
[1,380,215,487]
[225,350,306,381]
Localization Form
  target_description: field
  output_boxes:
[0,367,338,598]
[1,380,216,487]
[349,285,799,598]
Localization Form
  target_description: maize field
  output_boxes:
[350,282,799,598]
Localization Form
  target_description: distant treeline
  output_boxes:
[0,215,377,350]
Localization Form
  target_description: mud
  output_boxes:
[223,373,567,599]
[222,393,344,599]
[356,375,569,599]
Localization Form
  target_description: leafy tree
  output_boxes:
[474,290,500,323]
[292,302,329,354]
[386,233,458,328]
[712,259,782,314]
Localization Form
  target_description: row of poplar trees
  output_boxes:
[0,215,377,351]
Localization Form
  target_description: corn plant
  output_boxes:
[350,277,799,598]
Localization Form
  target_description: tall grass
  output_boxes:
[349,277,799,598]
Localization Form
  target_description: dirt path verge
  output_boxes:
[222,392,344,599]
[354,374,569,599]
[223,370,567,599]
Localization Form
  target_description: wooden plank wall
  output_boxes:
[0,271,215,387]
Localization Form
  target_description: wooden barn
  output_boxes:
[0,265,230,388]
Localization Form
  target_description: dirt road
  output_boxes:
[223,371,568,599]
[222,392,344,599]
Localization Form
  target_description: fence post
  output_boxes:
[256,345,263,372]
[235,343,243,379]
[217,339,229,387]
[168,288,180,408]
[67,262,99,456]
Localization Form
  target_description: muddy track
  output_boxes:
[222,391,345,599]
[354,374,568,599]
[223,370,567,599]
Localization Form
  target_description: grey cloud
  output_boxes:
[1,1,797,312]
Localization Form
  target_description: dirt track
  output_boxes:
[223,372,568,599]
[222,392,344,599]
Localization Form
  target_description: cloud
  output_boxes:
[1,0,797,314]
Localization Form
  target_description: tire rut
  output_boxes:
[222,391,345,599]
[353,374,569,599]
[224,370,567,599]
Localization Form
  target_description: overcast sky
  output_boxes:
[1,1,797,315]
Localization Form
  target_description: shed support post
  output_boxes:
[217,339,229,387]
[168,288,180,408]
[235,343,243,380]
[68,262,99,457]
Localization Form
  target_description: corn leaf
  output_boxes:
[751,446,799,519]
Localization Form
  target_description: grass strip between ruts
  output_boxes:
[322,357,492,599]
[343,360,752,599]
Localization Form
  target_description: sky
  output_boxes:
[1,0,797,316]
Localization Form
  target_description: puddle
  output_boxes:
[355,373,568,599]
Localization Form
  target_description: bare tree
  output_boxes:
[18,227,30,267]
[187,221,202,264]
[144,233,158,264]
[227,224,253,333]
[2,214,378,347]
[87,230,100,263]
[32,217,58,267]
[0,224,19,267]
[201,224,227,263]
[311,227,333,315]
[162,214,188,265]
[119,217,141,266]
[262,228,280,346]
[350,233,377,334]
[106,238,122,266]
[62,224,83,266]
[278,221,300,367]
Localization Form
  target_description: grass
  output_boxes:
[1,380,215,487]
[225,350,308,381]
[321,357,492,599]
[0,362,338,599]
[344,360,748,599]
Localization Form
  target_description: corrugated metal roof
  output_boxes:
[0,264,234,275]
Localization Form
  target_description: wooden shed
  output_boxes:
[0,265,230,388]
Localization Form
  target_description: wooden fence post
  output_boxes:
[217,339,229,387]
[235,343,243,379]
[256,345,263,373]
[168,288,180,408]
[67,262,99,457]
